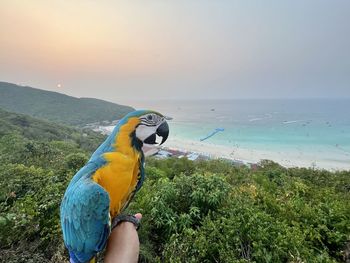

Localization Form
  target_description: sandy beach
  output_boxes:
[164,138,350,171]
[95,124,350,171]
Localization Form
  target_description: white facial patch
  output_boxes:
[135,124,157,141]
[142,144,160,157]
[136,122,163,156]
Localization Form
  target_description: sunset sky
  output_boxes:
[1,1,349,102]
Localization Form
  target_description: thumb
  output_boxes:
[134,213,142,221]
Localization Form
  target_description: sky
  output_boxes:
[1,0,350,102]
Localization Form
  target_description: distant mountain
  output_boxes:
[0,82,134,125]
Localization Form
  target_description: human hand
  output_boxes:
[104,213,142,263]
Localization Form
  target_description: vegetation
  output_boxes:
[0,109,349,262]
[128,159,350,263]
[0,108,105,262]
[0,108,106,152]
[0,82,134,126]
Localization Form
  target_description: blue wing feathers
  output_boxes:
[61,167,111,263]
[61,114,148,262]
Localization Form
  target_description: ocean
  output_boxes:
[124,99,350,167]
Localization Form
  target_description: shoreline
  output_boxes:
[91,124,350,171]
[162,138,350,171]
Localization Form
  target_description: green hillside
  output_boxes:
[0,82,134,126]
[0,107,106,152]
[0,108,106,262]
[0,109,349,262]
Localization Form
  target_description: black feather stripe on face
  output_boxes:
[130,131,143,151]
[140,113,164,126]
[137,123,157,127]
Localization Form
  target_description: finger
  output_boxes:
[134,213,142,221]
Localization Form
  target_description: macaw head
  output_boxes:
[89,110,170,165]
[122,110,170,156]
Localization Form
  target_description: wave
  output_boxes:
[249,117,266,122]
[249,113,273,122]
[283,120,305,124]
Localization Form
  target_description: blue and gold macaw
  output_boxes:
[60,110,169,263]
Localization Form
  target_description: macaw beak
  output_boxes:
[143,121,169,145]
[156,121,169,145]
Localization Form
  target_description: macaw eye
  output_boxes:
[147,115,153,121]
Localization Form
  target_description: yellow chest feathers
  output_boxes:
[92,117,141,217]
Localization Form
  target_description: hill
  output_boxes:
[0,82,134,126]
[0,107,106,153]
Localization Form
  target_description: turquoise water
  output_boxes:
[130,99,350,159]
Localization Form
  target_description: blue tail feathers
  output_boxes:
[69,250,95,263]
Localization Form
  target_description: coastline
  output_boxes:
[91,124,350,171]
[163,138,350,171]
